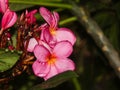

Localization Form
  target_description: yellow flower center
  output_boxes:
[49,27,56,35]
[47,54,56,65]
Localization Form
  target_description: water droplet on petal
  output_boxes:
[37,73,46,77]
[41,62,45,65]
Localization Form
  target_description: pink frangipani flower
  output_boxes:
[32,41,75,80]
[1,9,17,30]
[39,7,76,46]
[0,0,8,13]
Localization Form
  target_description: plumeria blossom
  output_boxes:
[32,41,75,80]
[1,9,17,30]
[24,7,76,81]
[0,0,8,13]
[39,7,76,47]
[25,9,37,25]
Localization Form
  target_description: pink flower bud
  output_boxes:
[1,9,17,30]
[8,45,14,50]
[4,32,11,40]
[0,0,8,13]
[25,9,37,25]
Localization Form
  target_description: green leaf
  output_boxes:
[0,50,20,72]
[10,3,34,11]
[31,71,78,90]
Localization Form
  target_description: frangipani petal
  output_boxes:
[56,28,76,45]
[39,7,53,26]
[44,29,57,47]
[0,0,8,13]
[1,9,17,30]
[39,23,48,41]
[34,45,50,62]
[41,27,57,48]
[43,28,52,43]
[53,41,73,58]
[55,58,75,72]
[39,7,59,28]
[32,60,50,77]
[52,11,59,28]
[39,40,52,52]
[27,38,38,52]
[44,65,58,80]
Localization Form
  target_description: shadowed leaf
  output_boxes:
[10,3,34,11]
[31,71,78,90]
[0,50,19,72]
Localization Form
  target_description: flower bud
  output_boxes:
[1,9,17,30]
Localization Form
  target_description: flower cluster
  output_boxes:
[0,0,17,49]
[27,7,76,80]
[0,0,76,81]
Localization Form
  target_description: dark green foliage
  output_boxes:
[0,49,19,72]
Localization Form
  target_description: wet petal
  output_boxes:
[52,12,59,28]
[34,45,50,62]
[32,60,50,77]
[39,7,53,26]
[43,28,57,47]
[44,65,58,80]
[56,28,76,45]
[43,28,52,43]
[27,38,38,52]
[39,23,53,43]
[53,41,73,58]
[39,23,48,40]
[39,40,52,52]
[55,58,75,73]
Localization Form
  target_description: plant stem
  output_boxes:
[0,29,4,36]
[59,16,77,26]
[72,78,81,90]
[9,0,62,2]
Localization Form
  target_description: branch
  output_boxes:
[63,0,120,78]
